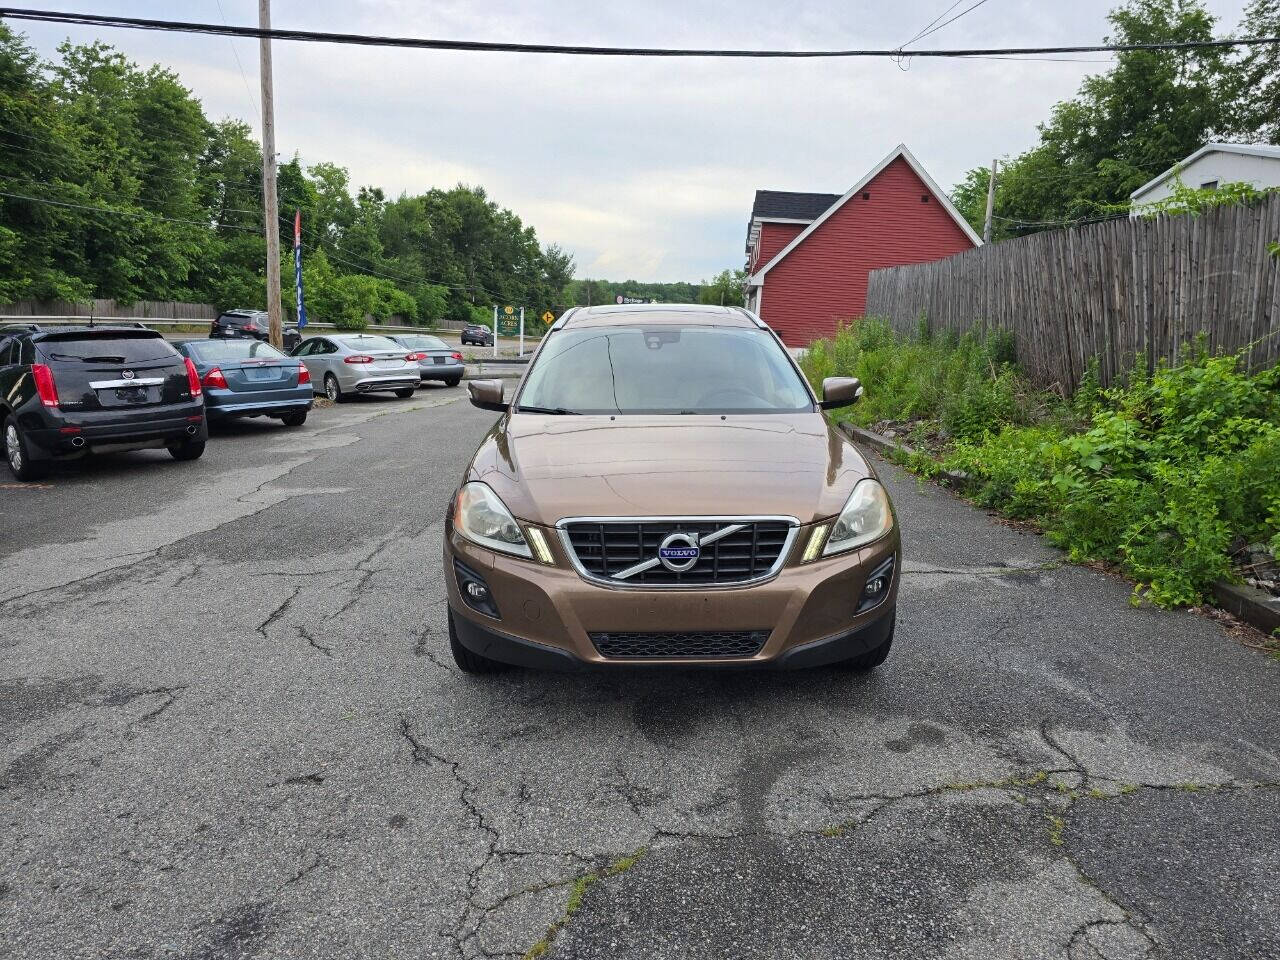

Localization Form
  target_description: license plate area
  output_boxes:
[434,356,447,365]
[245,366,280,381]
[114,386,150,403]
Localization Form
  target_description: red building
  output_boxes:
[745,144,980,346]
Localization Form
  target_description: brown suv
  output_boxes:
[444,304,899,672]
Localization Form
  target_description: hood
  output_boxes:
[467,413,873,526]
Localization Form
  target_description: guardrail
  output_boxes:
[0,316,545,340]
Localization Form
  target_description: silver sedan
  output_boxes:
[291,334,422,401]
[386,334,465,387]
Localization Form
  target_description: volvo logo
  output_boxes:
[121,369,135,380]
[657,532,701,572]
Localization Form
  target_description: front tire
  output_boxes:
[394,387,415,399]
[448,609,508,674]
[167,438,206,462]
[324,373,344,403]
[3,417,50,482]
[280,411,307,427]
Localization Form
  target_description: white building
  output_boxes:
[1129,142,1280,215]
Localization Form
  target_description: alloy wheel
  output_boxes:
[5,422,21,473]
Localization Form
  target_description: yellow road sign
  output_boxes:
[542,311,554,325]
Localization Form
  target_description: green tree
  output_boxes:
[953,0,1240,238]
[697,269,746,307]
[1232,0,1280,143]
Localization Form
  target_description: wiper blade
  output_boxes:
[516,405,581,415]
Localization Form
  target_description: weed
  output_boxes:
[805,321,1280,608]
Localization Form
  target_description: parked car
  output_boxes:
[175,339,312,427]
[290,334,422,401]
[0,320,148,334]
[0,326,207,481]
[385,334,465,387]
[210,309,269,341]
[460,324,493,346]
[445,303,898,674]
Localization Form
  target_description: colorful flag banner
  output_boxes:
[293,210,307,329]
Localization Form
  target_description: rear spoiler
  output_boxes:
[31,327,164,342]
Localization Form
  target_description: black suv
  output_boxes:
[460,323,493,346]
[210,310,303,352]
[0,327,208,481]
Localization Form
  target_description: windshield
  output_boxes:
[516,325,813,415]
[398,335,449,350]
[185,340,287,362]
[333,334,402,352]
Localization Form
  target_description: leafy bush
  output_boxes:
[804,319,1280,607]
[800,317,1047,440]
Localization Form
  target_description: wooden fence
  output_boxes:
[0,298,219,320]
[864,194,1280,390]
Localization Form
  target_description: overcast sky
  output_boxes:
[7,0,1250,282]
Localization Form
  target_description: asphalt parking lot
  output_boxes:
[2,390,1278,959]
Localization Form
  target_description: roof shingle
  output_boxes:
[750,190,840,221]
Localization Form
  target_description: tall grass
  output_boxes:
[802,317,1280,608]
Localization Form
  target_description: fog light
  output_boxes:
[856,555,895,614]
[453,558,500,619]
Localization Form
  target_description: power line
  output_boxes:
[1,7,1277,58]
[912,0,990,46]
[212,0,258,120]
[0,187,262,231]
[902,0,967,49]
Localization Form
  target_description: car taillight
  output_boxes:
[296,363,311,385]
[344,355,374,364]
[201,366,228,389]
[31,363,59,407]
[405,353,422,361]
[451,352,463,361]
[184,356,203,396]
[243,323,258,332]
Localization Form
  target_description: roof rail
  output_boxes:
[732,305,769,329]
[550,306,578,331]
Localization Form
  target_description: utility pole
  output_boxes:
[258,0,283,349]
[982,158,998,244]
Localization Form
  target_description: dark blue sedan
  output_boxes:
[176,339,313,426]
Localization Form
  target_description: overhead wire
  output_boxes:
[0,7,1276,59]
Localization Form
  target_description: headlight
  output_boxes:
[822,479,892,556]
[454,482,531,558]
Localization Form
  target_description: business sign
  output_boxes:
[615,295,655,305]
[497,306,520,335]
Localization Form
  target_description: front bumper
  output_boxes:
[444,522,900,669]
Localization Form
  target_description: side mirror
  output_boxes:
[468,379,507,412]
[819,377,863,410]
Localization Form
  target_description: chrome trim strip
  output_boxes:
[611,522,747,581]
[90,377,164,389]
[555,515,800,590]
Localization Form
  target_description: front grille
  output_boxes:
[590,630,769,660]
[561,519,794,586]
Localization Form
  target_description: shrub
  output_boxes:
[804,319,1280,607]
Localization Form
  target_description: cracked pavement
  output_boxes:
[2,386,1279,959]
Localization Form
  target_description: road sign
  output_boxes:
[541,311,554,325]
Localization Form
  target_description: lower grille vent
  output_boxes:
[590,630,769,660]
